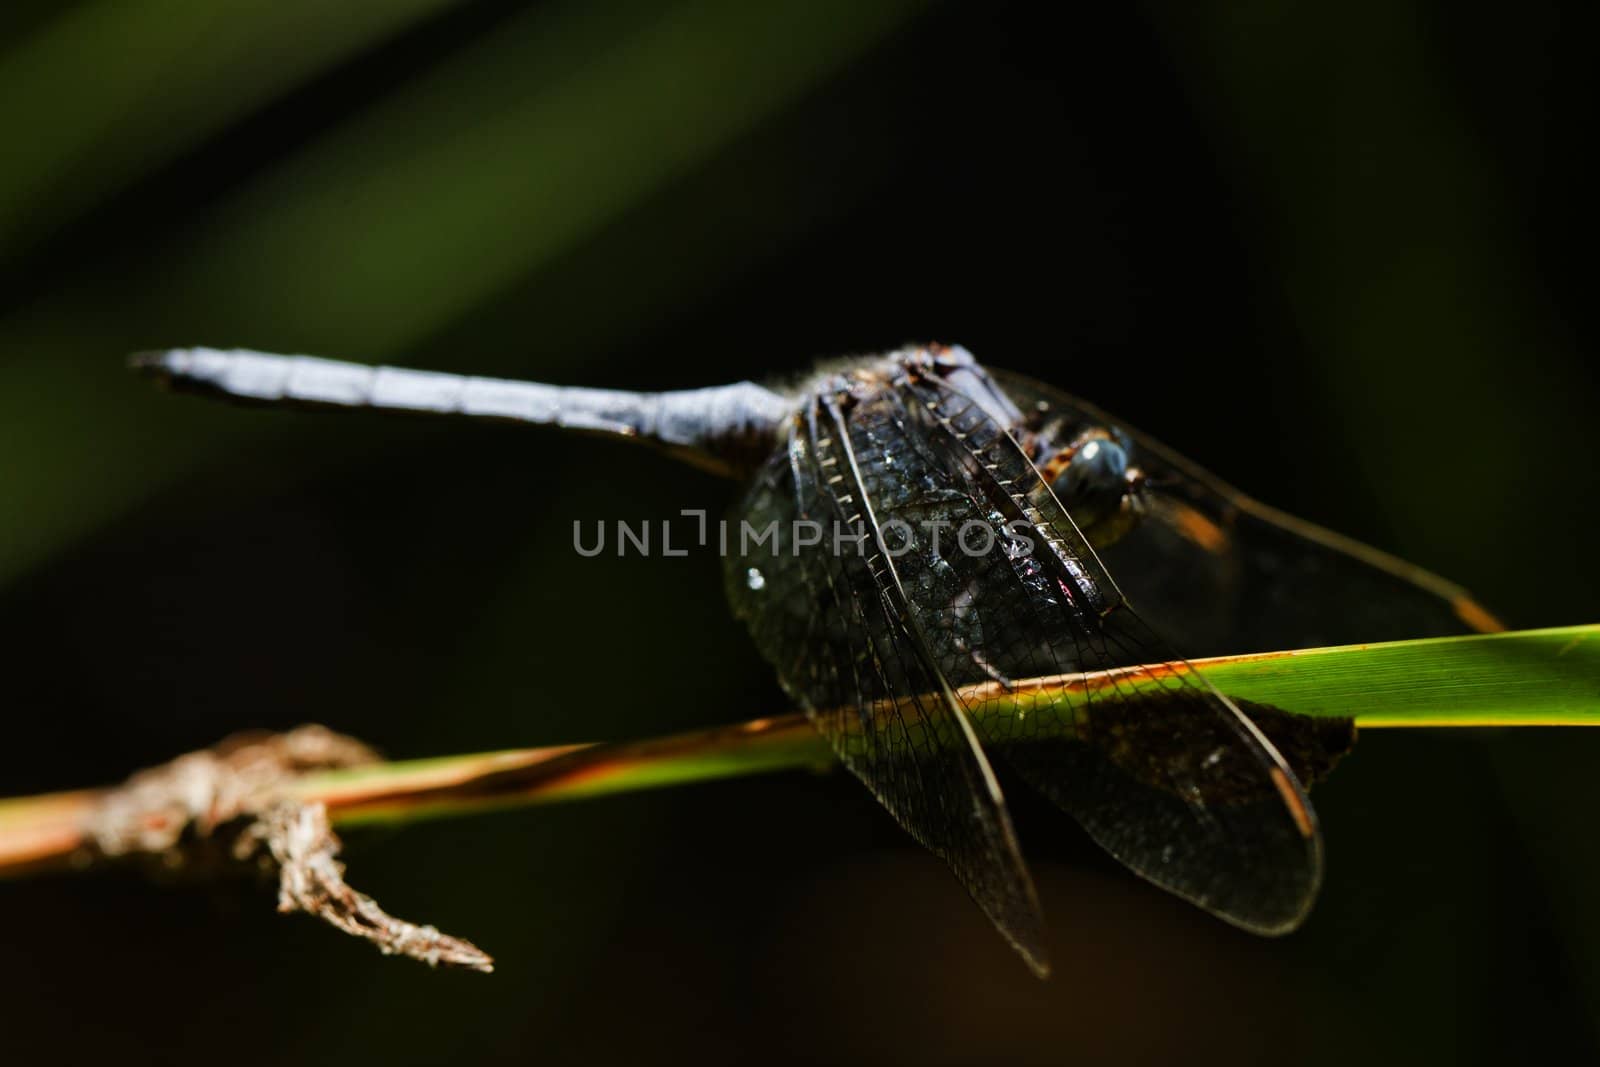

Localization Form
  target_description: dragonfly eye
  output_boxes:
[1049,436,1142,546]
[1054,437,1128,501]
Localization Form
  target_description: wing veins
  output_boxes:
[894,362,1325,932]
[808,394,1049,974]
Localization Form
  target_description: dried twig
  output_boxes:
[83,726,494,973]
[85,725,378,858]
[241,801,493,972]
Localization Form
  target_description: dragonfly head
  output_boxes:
[1044,430,1147,548]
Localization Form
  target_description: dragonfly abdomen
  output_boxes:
[132,348,793,477]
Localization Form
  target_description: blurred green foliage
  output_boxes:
[0,0,924,583]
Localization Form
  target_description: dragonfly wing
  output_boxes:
[989,367,1503,656]
[726,400,1050,975]
[892,357,1324,933]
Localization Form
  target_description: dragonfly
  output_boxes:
[134,343,1500,975]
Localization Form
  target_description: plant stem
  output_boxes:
[2,625,1595,877]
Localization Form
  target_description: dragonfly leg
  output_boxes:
[961,644,1017,690]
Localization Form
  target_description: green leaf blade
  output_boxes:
[1195,625,1600,728]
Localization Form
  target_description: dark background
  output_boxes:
[2,2,1597,1064]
